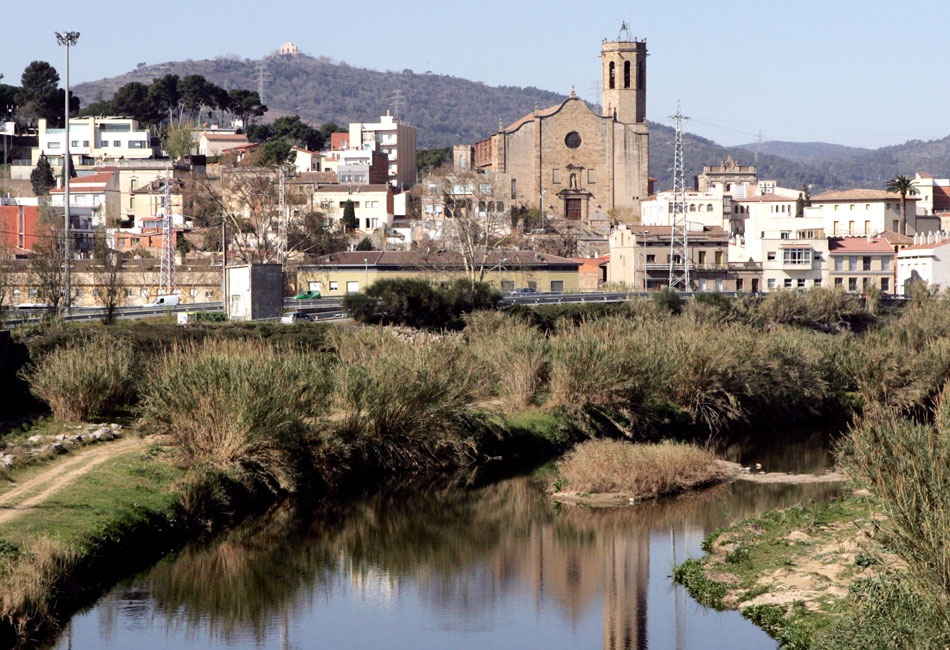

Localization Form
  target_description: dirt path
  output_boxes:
[0,436,150,525]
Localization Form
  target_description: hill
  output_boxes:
[73,53,950,193]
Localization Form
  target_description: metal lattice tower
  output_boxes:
[277,165,288,264]
[159,166,176,295]
[668,101,690,291]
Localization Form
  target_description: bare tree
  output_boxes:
[0,244,15,323]
[92,229,125,324]
[28,214,65,317]
[425,165,514,287]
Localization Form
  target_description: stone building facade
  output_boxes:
[470,28,650,225]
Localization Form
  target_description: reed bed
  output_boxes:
[22,336,135,421]
[555,439,729,500]
[138,339,332,492]
[463,312,548,408]
[329,328,490,472]
[0,538,77,642]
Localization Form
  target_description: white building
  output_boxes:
[33,117,156,168]
[310,184,394,232]
[897,233,950,295]
[347,111,417,189]
[639,190,729,231]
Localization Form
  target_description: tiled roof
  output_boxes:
[49,171,114,193]
[828,236,894,254]
[878,229,914,245]
[811,189,916,202]
[309,249,581,269]
[734,193,796,203]
[900,238,950,252]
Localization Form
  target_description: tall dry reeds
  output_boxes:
[138,339,332,491]
[0,537,77,642]
[464,312,548,408]
[329,328,489,471]
[555,439,729,499]
[23,336,135,421]
[842,386,950,625]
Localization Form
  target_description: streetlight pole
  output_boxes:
[56,30,79,314]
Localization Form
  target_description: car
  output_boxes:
[509,287,538,295]
[293,290,321,300]
[280,311,310,324]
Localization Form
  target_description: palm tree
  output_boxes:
[885,175,918,236]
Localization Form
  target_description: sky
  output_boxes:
[3,0,947,150]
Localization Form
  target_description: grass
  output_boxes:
[0,441,187,645]
[554,439,731,500]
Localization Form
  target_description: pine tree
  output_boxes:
[30,153,55,195]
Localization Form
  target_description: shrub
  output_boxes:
[652,287,684,314]
[22,336,135,421]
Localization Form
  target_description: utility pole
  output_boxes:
[668,101,690,291]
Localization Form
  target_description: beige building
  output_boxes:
[295,250,580,296]
[470,29,649,225]
[608,223,743,291]
[305,184,395,232]
[828,236,895,294]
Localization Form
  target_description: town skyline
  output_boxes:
[5,0,950,151]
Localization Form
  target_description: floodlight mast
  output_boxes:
[55,31,80,314]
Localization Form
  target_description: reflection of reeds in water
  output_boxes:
[122,476,842,647]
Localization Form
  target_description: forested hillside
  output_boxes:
[73,52,950,192]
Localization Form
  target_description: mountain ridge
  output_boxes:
[72,53,950,192]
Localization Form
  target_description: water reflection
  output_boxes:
[50,478,841,650]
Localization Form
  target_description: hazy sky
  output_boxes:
[3,0,945,149]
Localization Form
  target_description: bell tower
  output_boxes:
[601,22,647,125]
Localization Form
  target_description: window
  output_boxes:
[346,281,360,294]
[736,278,744,291]
[848,278,858,291]
[550,280,564,292]
[767,278,778,289]
[767,252,776,261]
[834,257,844,271]
[608,61,616,89]
[113,140,121,147]
[83,140,89,147]
[125,288,134,297]
[881,277,890,292]
[100,140,109,147]
[205,290,215,299]
[48,142,60,149]
[623,60,631,88]
[882,257,891,272]
[71,140,78,147]
[782,248,812,265]
[834,277,843,287]
[780,231,790,239]
[698,251,706,265]
[848,256,858,271]
[784,278,793,288]
[862,256,872,271]
[797,278,806,288]
[129,141,147,149]
[329,281,339,292]
[646,254,655,263]
[511,179,517,199]
[814,279,822,287]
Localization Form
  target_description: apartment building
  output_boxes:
[32,117,157,168]
[347,111,417,189]
[828,236,895,294]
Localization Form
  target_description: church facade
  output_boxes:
[470,27,650,225]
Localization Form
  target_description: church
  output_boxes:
[467,24,651,225]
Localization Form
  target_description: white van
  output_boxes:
[145,295,180,307]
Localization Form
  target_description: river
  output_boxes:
[46,434,840,650]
